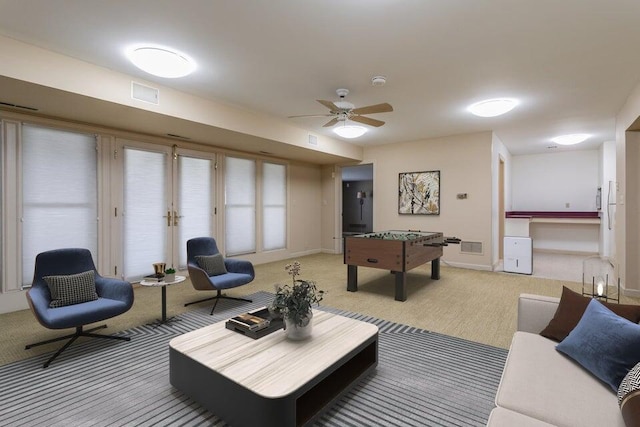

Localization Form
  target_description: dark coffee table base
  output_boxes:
[170,334,378,427]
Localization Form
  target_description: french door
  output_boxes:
[173,149,216,269]
[119,140,216,281]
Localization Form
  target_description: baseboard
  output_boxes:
[532,248,598,256]
[290,248,323,258]
[622,286,640,298]
[441,260,493,271]
[321,248,340,255]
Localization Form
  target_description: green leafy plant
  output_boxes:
[270,261,324,327]
[165,268,176,274]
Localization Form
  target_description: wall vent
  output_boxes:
[460,241,483,255]
[0,101,38,111]
[308,134,318,146]
[166,133,191,140]
[131,82,159,104]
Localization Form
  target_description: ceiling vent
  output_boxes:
[131,82,159,104]
[460,241,483,255]
[308,134,318,146]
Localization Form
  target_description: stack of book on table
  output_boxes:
[143,274,165,283]
[225,307,283,339]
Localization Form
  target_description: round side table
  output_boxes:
[140,275,186,327]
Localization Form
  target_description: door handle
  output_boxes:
[173,211,183,226]
[163,210,172,227]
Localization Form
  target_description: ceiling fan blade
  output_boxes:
[351,115,385,127]
[317,100,340,111]
[288,113,334,118]
[323,118,339,127]
[351,103,393,115]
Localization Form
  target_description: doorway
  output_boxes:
[342,164,374,236]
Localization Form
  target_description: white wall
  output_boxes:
[364,131,494,270]
[510,150,601,255]
[512,151,599,211]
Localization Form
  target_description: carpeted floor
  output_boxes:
[0,292,507,427]
[2,253,638,366]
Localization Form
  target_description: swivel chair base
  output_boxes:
[184,289,252,315]
[26,325,131,368]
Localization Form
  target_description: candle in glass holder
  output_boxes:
[595,277,605,296]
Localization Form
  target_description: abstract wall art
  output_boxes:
[398,170,440,215]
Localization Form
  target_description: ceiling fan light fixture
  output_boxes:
[468,98,518,117]
[126,45,196,78]
[551,133,590,145]
[333,125,367,139]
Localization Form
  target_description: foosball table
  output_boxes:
[344,230,456,301]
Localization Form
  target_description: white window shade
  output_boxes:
[225,157,256,256]
[178,156,213,268]
[262,162,286,251]
[22,125,98,284]
[123,148,168,280]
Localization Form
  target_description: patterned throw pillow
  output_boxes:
[618,362,640,427]
[195,254,228,276]
[44,270,99,308]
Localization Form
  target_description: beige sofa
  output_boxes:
[487,294,625,427]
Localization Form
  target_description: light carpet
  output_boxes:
[0,291,507,427]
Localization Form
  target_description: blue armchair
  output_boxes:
[185,237,255,314]
[25,248,134,368]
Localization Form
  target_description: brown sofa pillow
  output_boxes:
[540,286,640,342]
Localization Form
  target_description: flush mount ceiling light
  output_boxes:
[551,133,590,145]
[126,46,196,78]
[468,98,518,117]
[333,125,367,139]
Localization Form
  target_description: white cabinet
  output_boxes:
[504,236,533,274]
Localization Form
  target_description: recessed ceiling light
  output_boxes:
[126,45,196,78]
[468,98,518,117]
[333,125,367,139]
[551,133,590,145]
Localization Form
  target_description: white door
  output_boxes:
[119,142,217,280]
[121,143,172,281]
[173,149,217,269]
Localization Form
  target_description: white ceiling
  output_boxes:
[1,0,639,156]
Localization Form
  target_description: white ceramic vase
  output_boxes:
[284,311,313,340]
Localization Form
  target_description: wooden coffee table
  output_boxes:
[169,310,378,427]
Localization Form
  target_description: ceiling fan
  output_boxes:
[288,88,393,128]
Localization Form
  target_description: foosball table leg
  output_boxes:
[347,265,358,292]
[395,272,407,301]
[431,258,441,280]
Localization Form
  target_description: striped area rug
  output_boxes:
[0,292,507,426]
